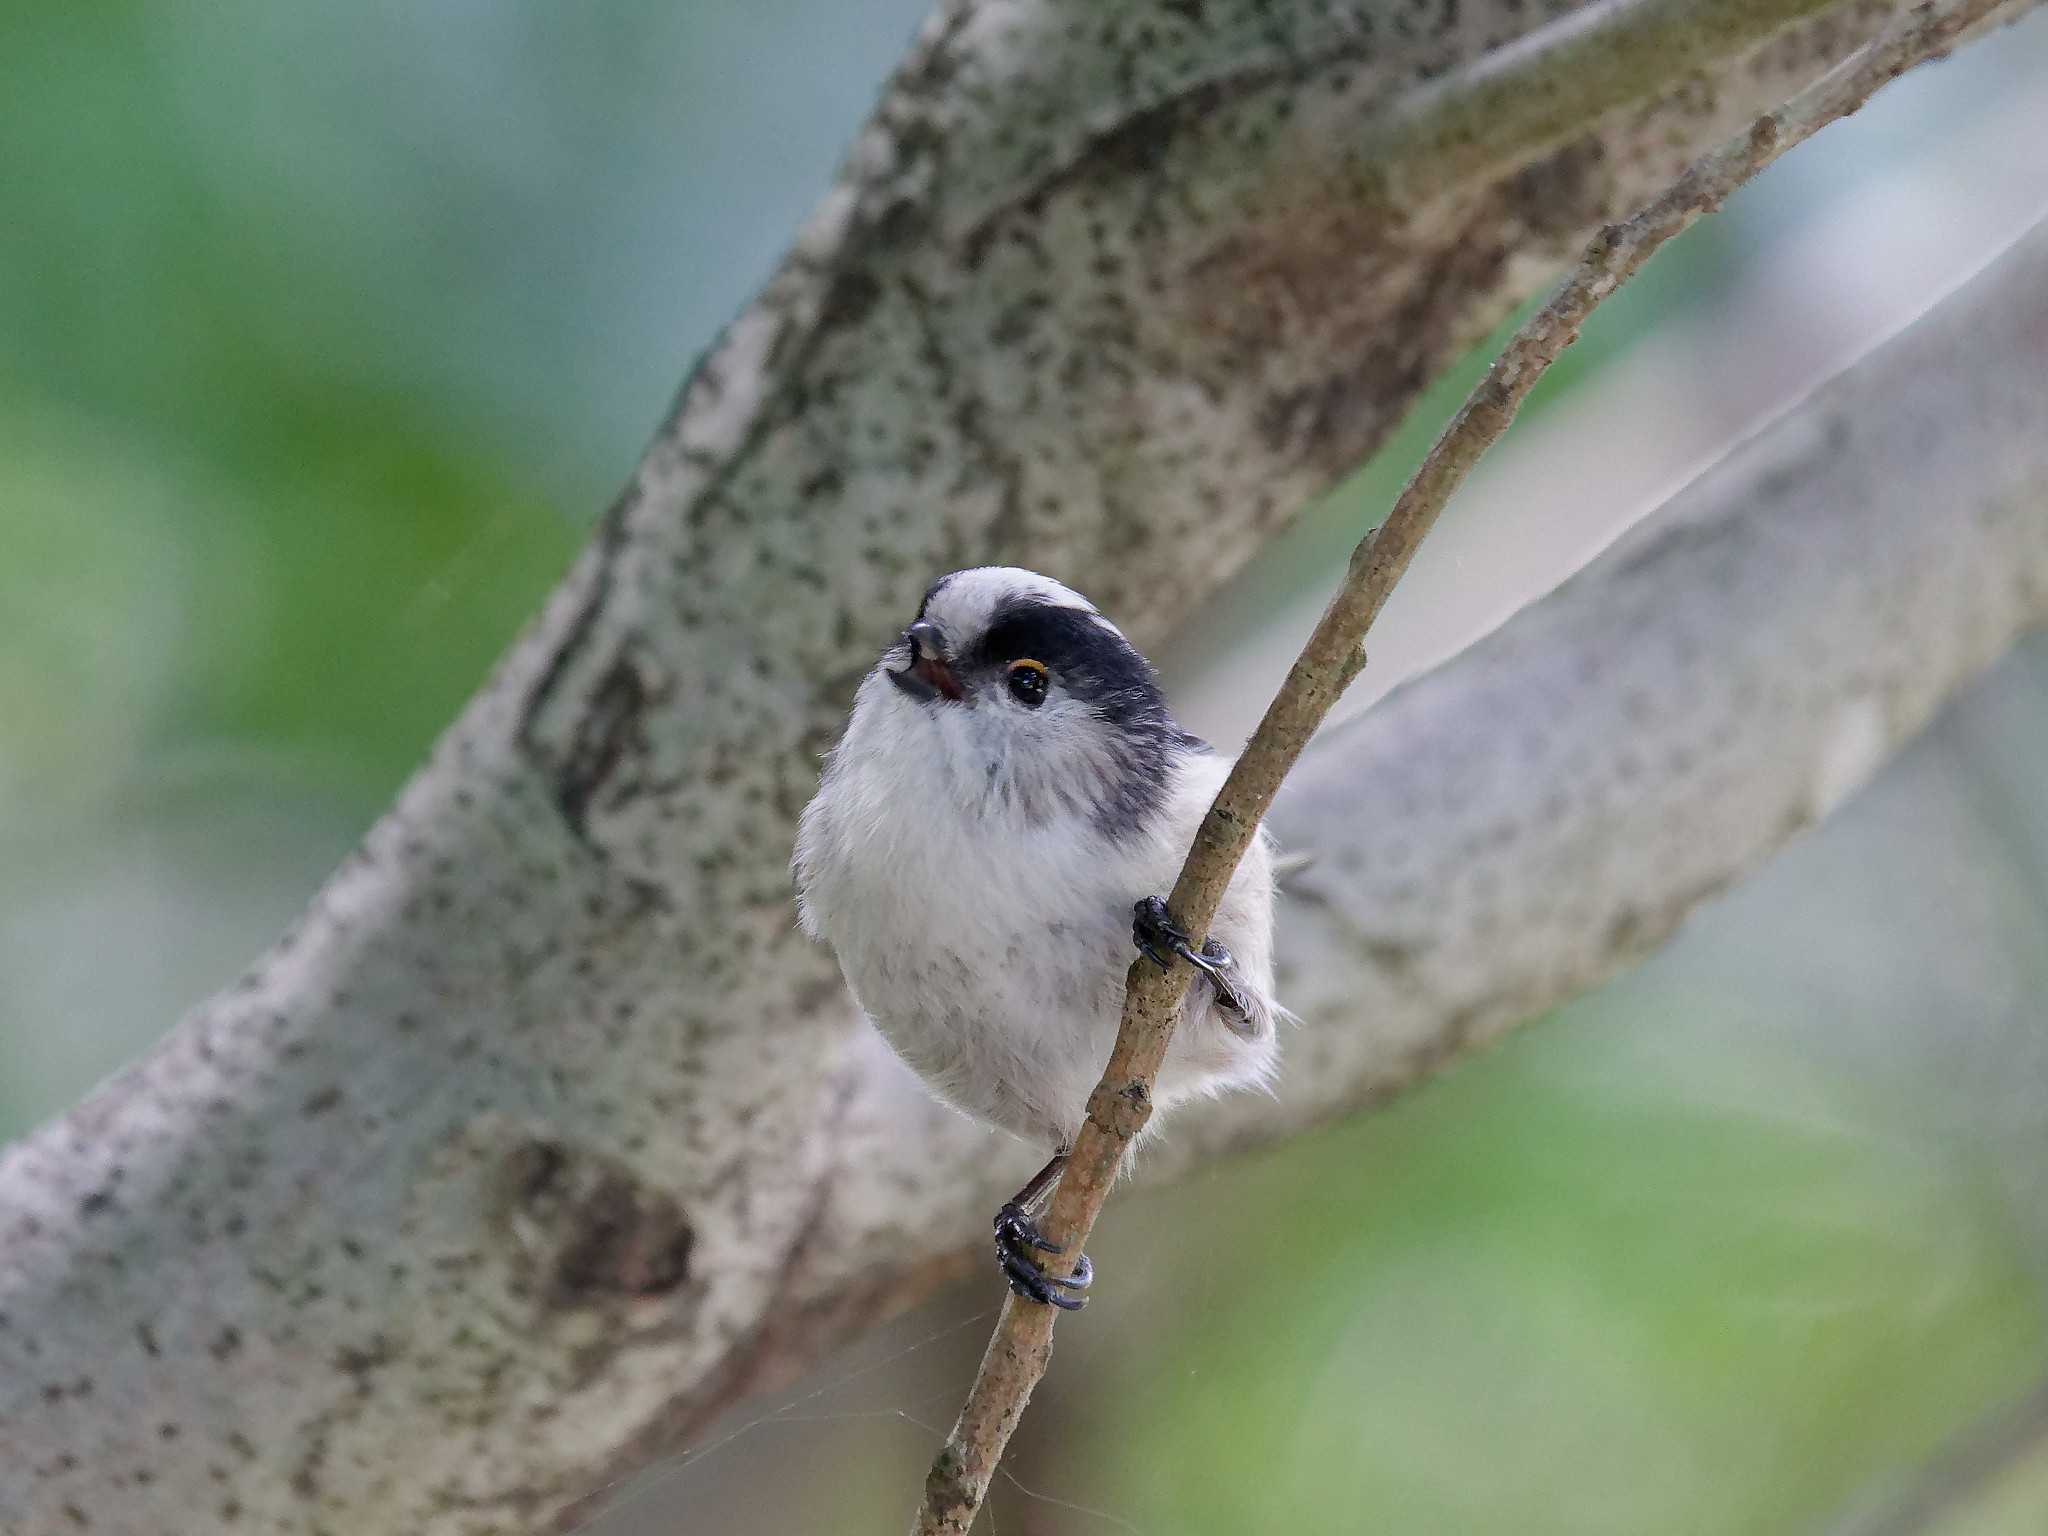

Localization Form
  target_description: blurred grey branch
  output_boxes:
[1258,211,2048,1161]
[1824,1374,2048,1536]
[2,1,2044,1533]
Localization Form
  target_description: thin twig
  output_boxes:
[910,0,2030,1527]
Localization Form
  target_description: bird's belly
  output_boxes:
[846,926,1123,1147]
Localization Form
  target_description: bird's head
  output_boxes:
[851,567,1187,837]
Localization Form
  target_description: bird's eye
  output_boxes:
[1006,659,1049,708]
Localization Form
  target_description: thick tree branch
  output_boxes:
[3,1,2043,1532]
[911,1,2037,1524]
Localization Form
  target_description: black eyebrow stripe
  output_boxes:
[972,598,1171,737]
[972,601,1113,665]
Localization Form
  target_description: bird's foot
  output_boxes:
[1132,896,1250,1016]
[994,1202,1092,1310]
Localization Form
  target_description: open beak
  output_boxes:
[889,619,966,703]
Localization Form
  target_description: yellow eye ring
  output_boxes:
[1005,658,1049,707]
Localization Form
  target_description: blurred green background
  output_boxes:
[5,5,2048,1533]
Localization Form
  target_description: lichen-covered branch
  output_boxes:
[2,0,2039,1532]
[908,1,2039,1524]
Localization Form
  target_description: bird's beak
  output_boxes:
[890,619,965,703]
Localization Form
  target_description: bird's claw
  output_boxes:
[994,1203,1091,1310]
[1132,896,1250,1015]
[1132,894,1193,970]
[995,1201,1061,1255]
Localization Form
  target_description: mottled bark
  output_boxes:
[3,0,2041,1532]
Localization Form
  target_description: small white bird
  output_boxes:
[794,568,1281,1306]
